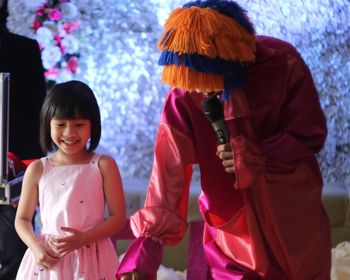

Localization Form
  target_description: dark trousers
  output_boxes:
[0,205,27,280]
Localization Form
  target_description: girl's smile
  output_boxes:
[50,118,91,157]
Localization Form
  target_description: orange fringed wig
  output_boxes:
[157,0,256,100]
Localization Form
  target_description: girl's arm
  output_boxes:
[53,155,126,254]
[83,154,126,242]
[15,160,60,268]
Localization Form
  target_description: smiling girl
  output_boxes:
[15,80,126,279]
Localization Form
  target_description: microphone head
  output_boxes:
[202,94,224,122]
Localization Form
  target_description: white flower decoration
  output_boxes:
[41,45,62,69]
[57,24,68,38]
[36,26,54,48]
[61,34,80,54]
[42,20,58,34]
[59,3,79,20]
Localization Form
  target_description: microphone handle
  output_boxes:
[211,120,230,144]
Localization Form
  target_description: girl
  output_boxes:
[15,80,126,279]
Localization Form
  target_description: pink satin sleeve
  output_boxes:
[116,237,163,280]
[116,122,196,278]
[130,122,196,244]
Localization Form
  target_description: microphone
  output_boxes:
[202,94,230,144]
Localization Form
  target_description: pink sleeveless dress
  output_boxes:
[16,153,119,280]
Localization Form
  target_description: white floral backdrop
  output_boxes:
[6,0,350,184]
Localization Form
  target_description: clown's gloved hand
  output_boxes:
[217,136,264,189]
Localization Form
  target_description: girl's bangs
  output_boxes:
[50,102,88,120]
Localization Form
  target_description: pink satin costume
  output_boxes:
[116,36,331,279]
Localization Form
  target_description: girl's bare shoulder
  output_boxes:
[23,159,44,180]
[98,154,119,172]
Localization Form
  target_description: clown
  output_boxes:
[117,1,331,279]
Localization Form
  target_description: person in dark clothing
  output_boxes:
[0,0,46,278]
[0,0,46,159]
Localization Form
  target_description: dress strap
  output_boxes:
[90,153,103,168]
[40,156,52,175]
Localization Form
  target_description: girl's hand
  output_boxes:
[50,227,85,256]
[32,241,60,269]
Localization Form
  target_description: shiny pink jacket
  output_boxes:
[116,36,331,280]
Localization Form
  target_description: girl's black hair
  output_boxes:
[40,80,101,153]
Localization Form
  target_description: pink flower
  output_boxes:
[36,6,46,17]
[62,21,80,34]
[45,68,59,79]
[54,34,62,45]
[53,34,65,53]
[67,57,79,74]
[48,8,62,21]
[62,22,71,34]
[33,18,42,32]
[70,20,80,32]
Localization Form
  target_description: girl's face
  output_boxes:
[50,118,91,156]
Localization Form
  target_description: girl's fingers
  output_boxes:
[52,238,65,244]
[53,235,72,245]
[38,256,56,269]
[46,253,60,263]
[51,239,73,255]
[51,241,70,254]
[57,247,69,255]
[60,227,78,234]
[52,243,67,254]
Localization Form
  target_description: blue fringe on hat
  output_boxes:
[158,50,248,75]
[183,0,254,34]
